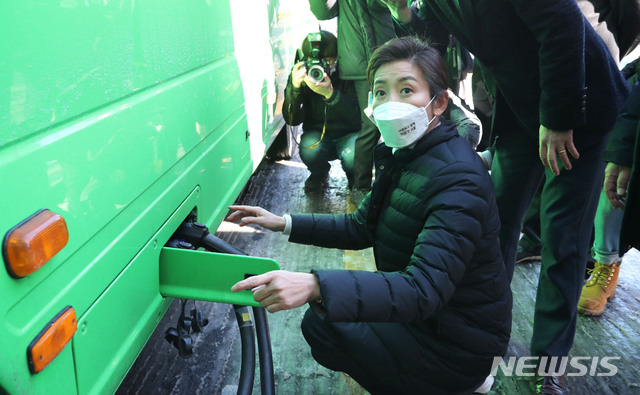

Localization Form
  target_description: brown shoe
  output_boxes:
[578,261,620,315]
[535,374,567,395]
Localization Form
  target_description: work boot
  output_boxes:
[304,173,329,193]
[578,261,621,316]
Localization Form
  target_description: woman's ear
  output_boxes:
[433,90,449,117]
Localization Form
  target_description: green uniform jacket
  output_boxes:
[308,0,396,80]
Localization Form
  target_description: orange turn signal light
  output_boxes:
[3,209,69,278]
[27,306,77,374]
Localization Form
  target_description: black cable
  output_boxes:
[253,306,275,395]
[234,304,256,395]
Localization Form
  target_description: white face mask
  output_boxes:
[366,95,437,149]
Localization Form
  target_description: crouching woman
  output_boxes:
[228,37,512,395]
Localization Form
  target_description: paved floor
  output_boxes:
[118,151,640,395]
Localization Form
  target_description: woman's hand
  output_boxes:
[304,72,334,100]
[539,126,580,176]
[231,270,321,313]
[226,205,286,232]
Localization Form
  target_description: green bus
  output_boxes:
[0,1,317,393]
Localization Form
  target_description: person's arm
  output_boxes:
[226,205,286,231]
[288,209,374,250]
[227,203,373,249]
[603,73,640,168]
[381,0,412,23]
[312,161,492,322]
[602,72,640,208]
[303,70,334,100]
[508,0,587,175]
[387,2,449,55]
[283,63,310,126]
[308,0,338,20]
[509,0,586,131]
[447,92,482,150]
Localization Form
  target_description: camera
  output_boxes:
[303,32,329,83]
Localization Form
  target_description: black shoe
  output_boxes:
[515,245,541,263]
[535,374,567,395]
[349,188,368,206]
[304,173,329,193]
[472,375,494,394]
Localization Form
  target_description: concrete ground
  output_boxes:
[118,150,640,395]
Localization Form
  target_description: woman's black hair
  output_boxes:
[366,36,448,98]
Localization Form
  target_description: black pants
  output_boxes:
[491,110,608,357]
[353,79,380,191]
[300,308,487,395]
[519,185,543,254]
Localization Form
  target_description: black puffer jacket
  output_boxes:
[290,122,512,380]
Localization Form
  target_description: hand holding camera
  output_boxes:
[291,62,308,89]
[292,32,335,99]
[291,62,333,99]
[305,68,333,100]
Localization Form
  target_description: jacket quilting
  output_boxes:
[290,123,512,363]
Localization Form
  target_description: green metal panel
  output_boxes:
[159,247,280,306]
[1,0,235,146]
[0,0,249,390]
[73,188,202,395]
[0,100,252,392]
[0,57,247,283]
[0,0,317,393]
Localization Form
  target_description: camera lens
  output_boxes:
[307,65,325,83]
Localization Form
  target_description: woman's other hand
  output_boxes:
[231,270,321,313]
[227,205,286,232]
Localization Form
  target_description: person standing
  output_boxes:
[308,0,397,206]
[513,0,640,266]
[389,1,630,394]
[581,58,640,315]
[605,59,640,254]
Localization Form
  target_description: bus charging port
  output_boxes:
[159,218,278,394]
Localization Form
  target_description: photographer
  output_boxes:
[283,31,360,193]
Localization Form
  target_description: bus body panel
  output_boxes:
[1,0,317,392]
[1,0,235,147]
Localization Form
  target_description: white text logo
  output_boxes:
[491,356,620,377]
